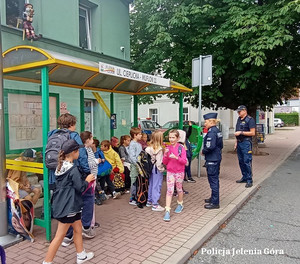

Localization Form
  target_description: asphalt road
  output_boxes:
[188,145,300,264]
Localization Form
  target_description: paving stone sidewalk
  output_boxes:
[4,127,300,264]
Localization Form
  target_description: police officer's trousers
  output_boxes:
[206,161,220,205]
[237,140,253,183]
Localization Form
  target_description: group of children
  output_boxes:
[43,113,195,264]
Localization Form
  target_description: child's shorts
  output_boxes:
[56,212,81,224]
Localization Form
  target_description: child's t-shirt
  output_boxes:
[128,140,142,164]
[85,146,99,176]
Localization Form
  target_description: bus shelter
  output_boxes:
[2,45,192,241]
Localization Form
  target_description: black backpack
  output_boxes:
[45,129,71,169]
[137,150,153,178]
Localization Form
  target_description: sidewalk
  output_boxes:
[5,127,300,264]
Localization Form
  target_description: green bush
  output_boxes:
[275,112,299,126]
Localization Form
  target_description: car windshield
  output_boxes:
[162,121,178,129]
[142,121,155,129]
[153,122,161,128]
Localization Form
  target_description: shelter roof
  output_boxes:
[2,46,192,95]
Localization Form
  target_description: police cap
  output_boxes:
[236,105,247,112]
[203,113,218,120]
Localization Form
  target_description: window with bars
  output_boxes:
[183,107,189,121]
[149,109,158,123]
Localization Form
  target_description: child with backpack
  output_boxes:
[138,133,148,150]
[163,129,187,222]
[184,122,196,183]
[46,113,93,247]
[119,135,132,192]
[80,131,101,228]
[128,127,143,205]
[145,131,165,211]
[92,139,112,205]
[43,139,95,264]
[100,140,123,199]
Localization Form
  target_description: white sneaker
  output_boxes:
[152,205,165,212]
[129,200,137,206]
[77,251,94,264]
[61,236,73,247]
[82,227,96,239]
[113,192,121,199]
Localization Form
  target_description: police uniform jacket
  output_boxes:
[202,126,223,161]
[235,115,255,142]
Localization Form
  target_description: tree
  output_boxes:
[130,0,300,115]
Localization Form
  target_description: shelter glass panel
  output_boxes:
[4,81,56,236]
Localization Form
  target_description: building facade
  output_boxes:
[2,0,133,151]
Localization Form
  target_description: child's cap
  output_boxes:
[23,148,36,158]
[61,139,83,155]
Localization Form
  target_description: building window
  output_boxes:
[149,109,158,123]
[79,5,91,49]
[6,0,26,28]
[183,107,189,121]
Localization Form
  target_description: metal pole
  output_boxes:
[80,89,85,132]
[179,92,183,129]
[110,92,114,138]
[197,55,202,178]
[41,67,51,241]
[133,95,138,127]
[0,11,22,246]
[0,13,7,238]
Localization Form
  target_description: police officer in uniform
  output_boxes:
[234,105,256,188]
[202,113,223,209]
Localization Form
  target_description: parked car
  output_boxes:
[274,118,284,127]
[130,119,155,139]
[152,121,162,129]
[160,120,196,132]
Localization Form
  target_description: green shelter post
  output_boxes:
[41,66,51,241]
[179,92,183,129]
[110,92,114,138]
[133,95,138,127]
[80,89,85,132]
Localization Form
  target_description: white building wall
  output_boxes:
[138,95,274,138]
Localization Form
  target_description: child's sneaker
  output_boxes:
[146,201,152,207]
[76,250,94,264]
[174,204,184,213]
[187,178,196,183]
[163,211,171,222]
[82,227,96,239]
[129,199,137,206]
[61,236,73,247]
[152,204,164,212]
[113,192,121,199]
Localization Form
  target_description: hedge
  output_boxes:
[275,112,299,126]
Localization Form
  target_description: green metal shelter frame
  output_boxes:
[2,45,192,241]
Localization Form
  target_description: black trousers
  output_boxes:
[98,174,115,194]
[124,166,131,189]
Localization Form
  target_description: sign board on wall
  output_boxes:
[8,93,57,150]
[99,62,170,87]
[111,113,117,129]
